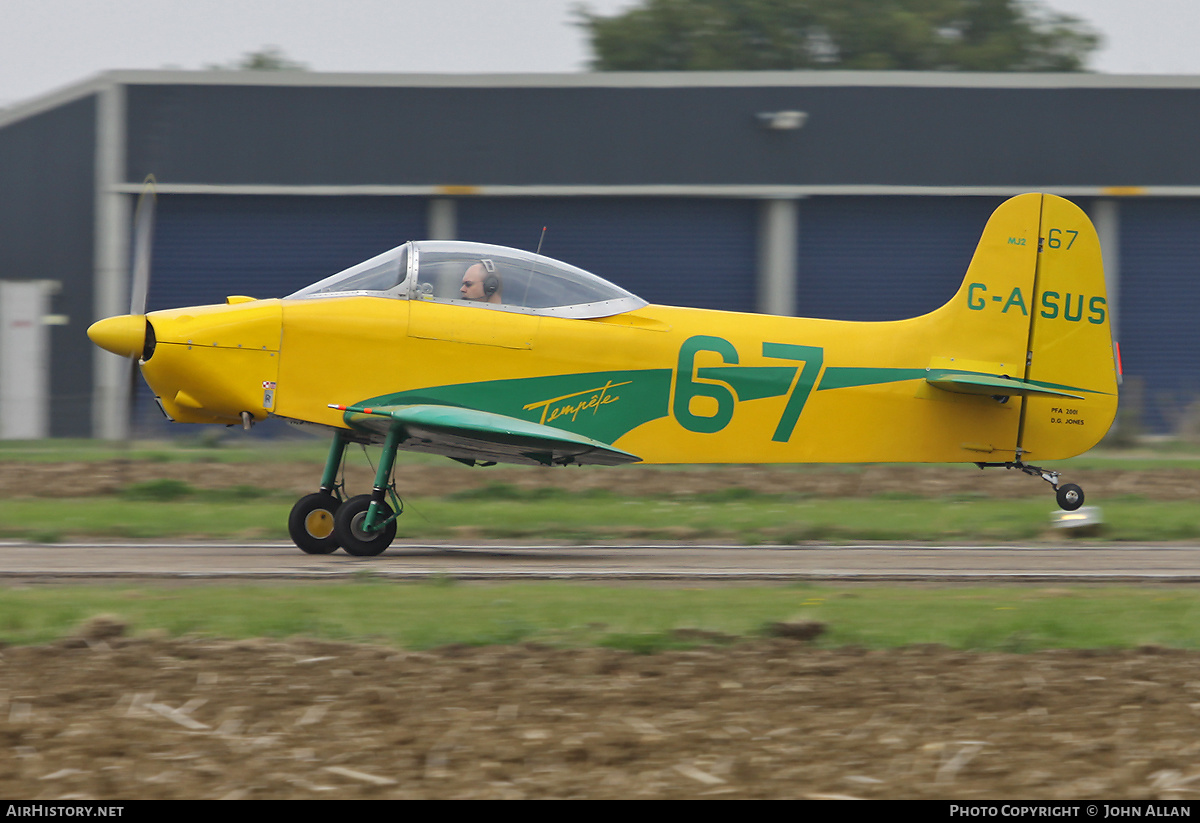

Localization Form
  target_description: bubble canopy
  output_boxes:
[286,241,647,319]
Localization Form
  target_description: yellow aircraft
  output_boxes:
[89,192,1119,556]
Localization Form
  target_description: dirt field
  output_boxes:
[7,459,1200,501]
[2,620,1199,800]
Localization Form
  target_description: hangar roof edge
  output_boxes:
[7,64,1200,125]
[7,67,1200,129]
[92,67,1200,90]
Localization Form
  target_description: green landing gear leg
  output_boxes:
[334,426,401,557]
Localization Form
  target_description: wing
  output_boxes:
[330,403,641,467]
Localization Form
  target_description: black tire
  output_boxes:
[1056,483,1084,511]
[333,494,397,557]
[288,492,342,554]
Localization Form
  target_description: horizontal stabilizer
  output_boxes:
[331,402,641,467]
[926,371,1084,400]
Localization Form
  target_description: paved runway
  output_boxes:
[1,541,1198,582]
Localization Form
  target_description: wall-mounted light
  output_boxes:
[756,110,808,130]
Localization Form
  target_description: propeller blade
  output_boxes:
[125,175,156,443]
[125,343,142,440]
[129,175,157,317]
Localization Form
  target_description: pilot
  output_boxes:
[460,260,502,304]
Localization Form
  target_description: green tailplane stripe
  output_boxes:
[924,369,1110,397]
[817,366,1109,396]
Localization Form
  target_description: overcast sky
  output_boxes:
[2,0,1198,108]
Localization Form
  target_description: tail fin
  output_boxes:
[927,193,1118,460]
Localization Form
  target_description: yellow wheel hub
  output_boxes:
[304,509,334,539]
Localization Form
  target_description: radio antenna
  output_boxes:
[535,226,547,255]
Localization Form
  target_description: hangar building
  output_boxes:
[0,70,1197,438]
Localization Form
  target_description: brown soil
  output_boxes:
[3,621,1199,800]
[6,460,1200,500]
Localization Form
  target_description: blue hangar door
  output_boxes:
[135,194,427,436]
[148,195,427,311]
[455,197,759,313]
[796,196,1008,322]
[1117,198,1200,435]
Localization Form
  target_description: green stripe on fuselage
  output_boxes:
[358,369,674,445]
[817,367,929,391]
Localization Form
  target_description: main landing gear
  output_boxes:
[286,429,404,557]
[975,461,1085,511]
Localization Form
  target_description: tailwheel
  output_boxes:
[334,494,397,557]
[1056,483,1084,512]
[976,461,1086,511]
[288,492,342,554]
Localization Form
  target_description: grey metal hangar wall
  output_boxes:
[0,94,96,437]
[4,70,1199,437]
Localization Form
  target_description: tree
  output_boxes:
[207,46,308,72]
[578,0,1101,72]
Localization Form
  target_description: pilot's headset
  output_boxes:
[480,259,500,298]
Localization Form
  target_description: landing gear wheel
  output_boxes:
[288,492,342,554]
[1056,483,1084,512]
[334,494,397,557]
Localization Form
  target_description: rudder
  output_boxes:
[1018,194,1119,460]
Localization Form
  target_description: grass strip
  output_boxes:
[2,493,1198,543]
[1,582,1198,653]
[4,439,1200,469]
